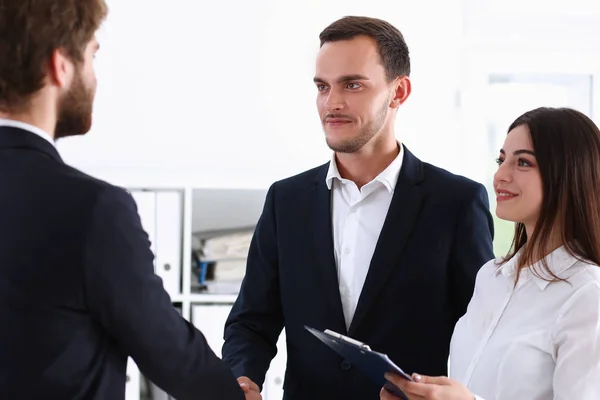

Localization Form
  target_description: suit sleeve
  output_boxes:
[82,186,244,400]
[449,183,495,323]
[222,183,284,390]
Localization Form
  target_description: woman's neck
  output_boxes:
[524,226,563,264]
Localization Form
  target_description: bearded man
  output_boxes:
[0,1,252,399]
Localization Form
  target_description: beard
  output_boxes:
[324,98,389,154]
[54,69,95,140]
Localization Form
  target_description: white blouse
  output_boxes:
[449,246,600,399]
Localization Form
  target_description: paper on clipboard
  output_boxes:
[304,325,413,399]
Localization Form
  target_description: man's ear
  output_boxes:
[47,48,73,88]
[389,76,411,109]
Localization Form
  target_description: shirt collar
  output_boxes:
[0,119,56,148]
[495,245,580,290]
[325,142,404,192]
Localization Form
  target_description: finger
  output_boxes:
[246,392,262,400]
[238,376,260,392]
[385,373,432,397]
[384,372,420,389]
[381,386,426,400]
[412,374,452,386]
[384,372,408,386]
[380,387,399,400]
[237,377,250,392]
[248,381,260,392]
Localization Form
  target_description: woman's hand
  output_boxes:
[380,372,475,400]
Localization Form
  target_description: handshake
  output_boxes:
[238,376,262,400]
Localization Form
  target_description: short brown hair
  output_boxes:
[0,0,108,112]
[503,107,600,283]
[319,16,410,81]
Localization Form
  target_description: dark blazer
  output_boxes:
[222,146,495,400]
[0,127,244,400]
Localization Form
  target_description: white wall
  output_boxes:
[55,0,600,190]
[56,0,465,187]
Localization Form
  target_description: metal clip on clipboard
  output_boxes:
[323,329,372,350]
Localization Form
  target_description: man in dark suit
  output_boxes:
[222,16,495,400]
[0,1,253,399]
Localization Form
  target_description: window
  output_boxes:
[459,52,598,256]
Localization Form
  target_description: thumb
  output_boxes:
[237,377,250,392]
[412,374,451,385]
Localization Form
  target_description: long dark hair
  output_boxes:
[502,107,600,282]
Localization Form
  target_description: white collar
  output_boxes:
[0,119,56,147]
[325,142,404,192]
[495,245,581,290]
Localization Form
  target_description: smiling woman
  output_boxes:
[493,125,543,245]
[384,106,600,400]
[496,107,600,284]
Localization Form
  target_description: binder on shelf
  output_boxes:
[129,189,183,298]
[155,191,183,297]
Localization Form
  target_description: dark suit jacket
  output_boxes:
[0,127,244,400]
[222,146,495,400]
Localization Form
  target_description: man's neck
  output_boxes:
[0,111,55,139]
[335,136,400,188]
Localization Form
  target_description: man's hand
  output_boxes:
[238,376,262,400]
[380,372,474,400]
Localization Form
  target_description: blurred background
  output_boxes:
[56,0,600,256]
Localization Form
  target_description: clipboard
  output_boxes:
[305,325,413,399]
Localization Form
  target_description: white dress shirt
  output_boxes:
[326,143,404,329]
[450,245,600,399]
[0,118,56,147]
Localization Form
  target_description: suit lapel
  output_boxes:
[348,148,424,335]
[309,165,347,333]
